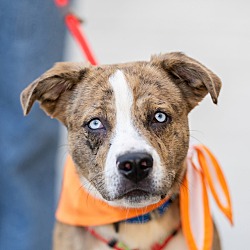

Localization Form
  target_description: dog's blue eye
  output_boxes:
[154,112,168,123]
[88,119,104,130]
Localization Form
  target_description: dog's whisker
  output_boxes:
[189,135,204,144]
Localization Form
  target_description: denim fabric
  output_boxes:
[0,1,66,249]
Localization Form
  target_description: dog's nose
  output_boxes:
[117,152,153,183]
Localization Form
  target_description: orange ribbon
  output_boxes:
[180,145,233,250]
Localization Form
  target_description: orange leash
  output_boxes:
[54,0,98,65]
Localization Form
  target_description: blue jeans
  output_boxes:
[0,1,66,249]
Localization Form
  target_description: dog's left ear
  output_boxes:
[151,52,222,111]
[20,62,89,123]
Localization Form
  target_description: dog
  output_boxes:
[21,52,222,250]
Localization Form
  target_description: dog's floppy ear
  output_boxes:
[20,62,89,122]
[151,52,222,111]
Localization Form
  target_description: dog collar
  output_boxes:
[112,195,176,233]
[123,195,175,224]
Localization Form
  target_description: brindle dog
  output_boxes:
[21,52,221,250]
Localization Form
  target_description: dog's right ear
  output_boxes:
[150,52,222,112]
[20,62,89,123]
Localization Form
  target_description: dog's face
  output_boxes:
[21,52,221,208]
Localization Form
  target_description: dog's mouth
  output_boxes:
[112,188,163,207]
[118,189,150,200]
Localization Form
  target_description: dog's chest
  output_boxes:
[90,201,187,250]
[88,225,187,250]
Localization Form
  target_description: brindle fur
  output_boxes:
[21,52,222,249]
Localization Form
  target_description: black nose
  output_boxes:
[117,152,153,183]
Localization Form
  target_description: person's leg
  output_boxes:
[0,1,66,249]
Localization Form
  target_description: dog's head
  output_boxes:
[21,52,221,208]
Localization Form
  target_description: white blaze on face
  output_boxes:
[105,70,164,205]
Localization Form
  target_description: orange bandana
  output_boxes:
[56,145,233,250]
[56,157,169,227]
